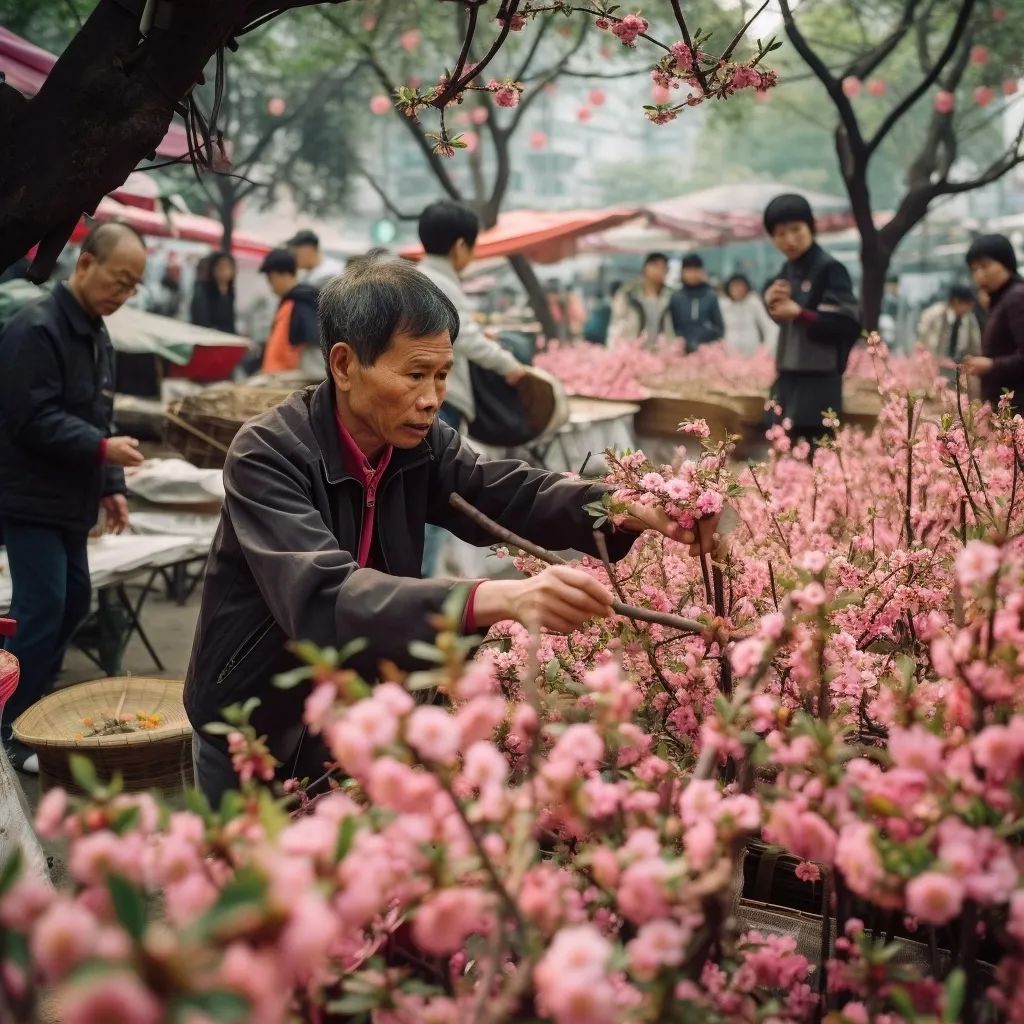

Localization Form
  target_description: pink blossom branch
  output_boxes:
[449,493,710,635]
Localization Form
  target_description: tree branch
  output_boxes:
[356,166,419,222]
[865,0,977,156]
[842,0,923,81]
[778,0,866,155]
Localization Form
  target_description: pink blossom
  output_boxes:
[888,724,945,775]
[684,818,717,870]
[34,787,68,839]
[412,887,490,955]
[278,895,338,981]
[765,802,837,864]
[972,724,1023,778]
[730,636,766,676]
[486,78,522,108]
[550,723,604,767]
[678,418,711,438]
[696,490,724,516]
[30,901,100,981]
[956,539,1001,587]
[303,682,336,732]
[905,871,964,925]
[611,13,649,48]
[461,740,509,790]
[795,861,821,883]
[406,705,460,764]
[627,919,689,979]
[56,972,162,1024]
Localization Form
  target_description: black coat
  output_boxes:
[190,284,236,336]
[979,276,1024,410]
[185,381,635,773]
[0,285,125,532]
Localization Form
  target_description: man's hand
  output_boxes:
[472,565,614,633]
[616,502,722,557]
[101,494,130,535]
[768,297,802,323]
[505,366,527,386]
[106,436,144,467]
[964,355,994,377]
[765,279,790,304]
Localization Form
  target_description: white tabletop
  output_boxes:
[0,533,210,613]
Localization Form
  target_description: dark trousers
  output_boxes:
[1,522,91,736]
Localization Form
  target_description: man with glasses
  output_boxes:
[0,222,146,773]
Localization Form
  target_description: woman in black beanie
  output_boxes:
[964,234,1024,412]
[762,194,861,445]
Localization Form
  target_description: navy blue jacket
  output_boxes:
[669,282,725,352]
[0,285,124,532]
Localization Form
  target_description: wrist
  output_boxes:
[471,579,517,629]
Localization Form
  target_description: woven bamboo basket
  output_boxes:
[164,385,302,469]
[635,393,743,441]
[841,392,883,433]
[13,677,193,796]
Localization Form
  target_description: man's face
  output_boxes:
[770,221,815,261]
[73,242,146,317]
[970,257,1012,295]
[333,329,454,450]
[643,259,667,288]
[681,266,705,287]
[266,271,294,297]
[293,244,318,271]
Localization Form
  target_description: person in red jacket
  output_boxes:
[964,234,1024,413]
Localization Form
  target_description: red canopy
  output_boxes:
[0,27,190,159]
[69,197,271,262]
[401,207,639,264]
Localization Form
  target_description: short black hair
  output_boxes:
[681,253,704,269]
[418,200,480,256]
[318,254,460,366]
[726,273,752,291]
[643,252,668,266]
[81,222,146,261]
[260,248,297,275]
[287,229,320,248]
[948,284,975,304]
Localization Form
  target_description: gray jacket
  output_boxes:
[184,381,634,775]
[417,255,520,421]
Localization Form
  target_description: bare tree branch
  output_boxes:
[355,166,419,222]
[842,0,923,81]
[865,0,977,155]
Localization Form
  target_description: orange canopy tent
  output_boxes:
[401,207,639,264]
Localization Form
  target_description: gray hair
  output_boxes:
[317,253,460,366]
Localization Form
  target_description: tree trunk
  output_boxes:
[507,253,558,343]
[0,0,249,277]
[859,237,890,335]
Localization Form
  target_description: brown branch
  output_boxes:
[355,166,419,221]
[842,0,923,81]
[448,493,710,635]
[866,0,977,156]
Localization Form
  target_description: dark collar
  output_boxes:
[307,381,431,485]
[989,275,1023,309]
[54,282,103,337]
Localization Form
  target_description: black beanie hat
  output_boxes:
[763,193,816,235]
[966,233,1018,275]
[681,253,704,269]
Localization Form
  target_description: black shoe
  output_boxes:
[6,739,38,775]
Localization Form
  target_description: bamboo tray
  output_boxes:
[13,677,193,796]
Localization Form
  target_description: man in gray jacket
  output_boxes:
[415,200,526,431]
[186,256,709,804]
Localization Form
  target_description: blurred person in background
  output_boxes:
[287,230,344,289]
[259,248,322,377]
[916,283,981,379]
[964,234,1024,414]
[190,251,237,335]
[720,273,777,356]
[669,253,725,353]
[762,193,860,445]
[0,223,146,773]
[584,280,622,345]
[609,253,672,347]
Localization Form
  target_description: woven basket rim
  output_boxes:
[13,677,191,749]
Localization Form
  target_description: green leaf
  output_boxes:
[184,787,212,821]
[290,640,337,667]
[172,991,251,1023]
[202,869,268,931]
[337,638,369,665]
[943,968,966,1024]
[107,873,147,941]
[328,993,381,1014]
[69,753,99,795]
[408,640,445,664]
[335,815,357,862]
[0,849,23,897]
[202,722,235,736]
[273,666,312,690]
[887,986,917,1021]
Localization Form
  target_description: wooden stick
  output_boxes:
[449,493,709,636]
[163,409,232,455]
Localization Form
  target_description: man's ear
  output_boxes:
[329,342,357,392]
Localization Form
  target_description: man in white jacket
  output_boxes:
[415,201,526,432]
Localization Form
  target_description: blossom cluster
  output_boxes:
[4,345,1024,1022]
